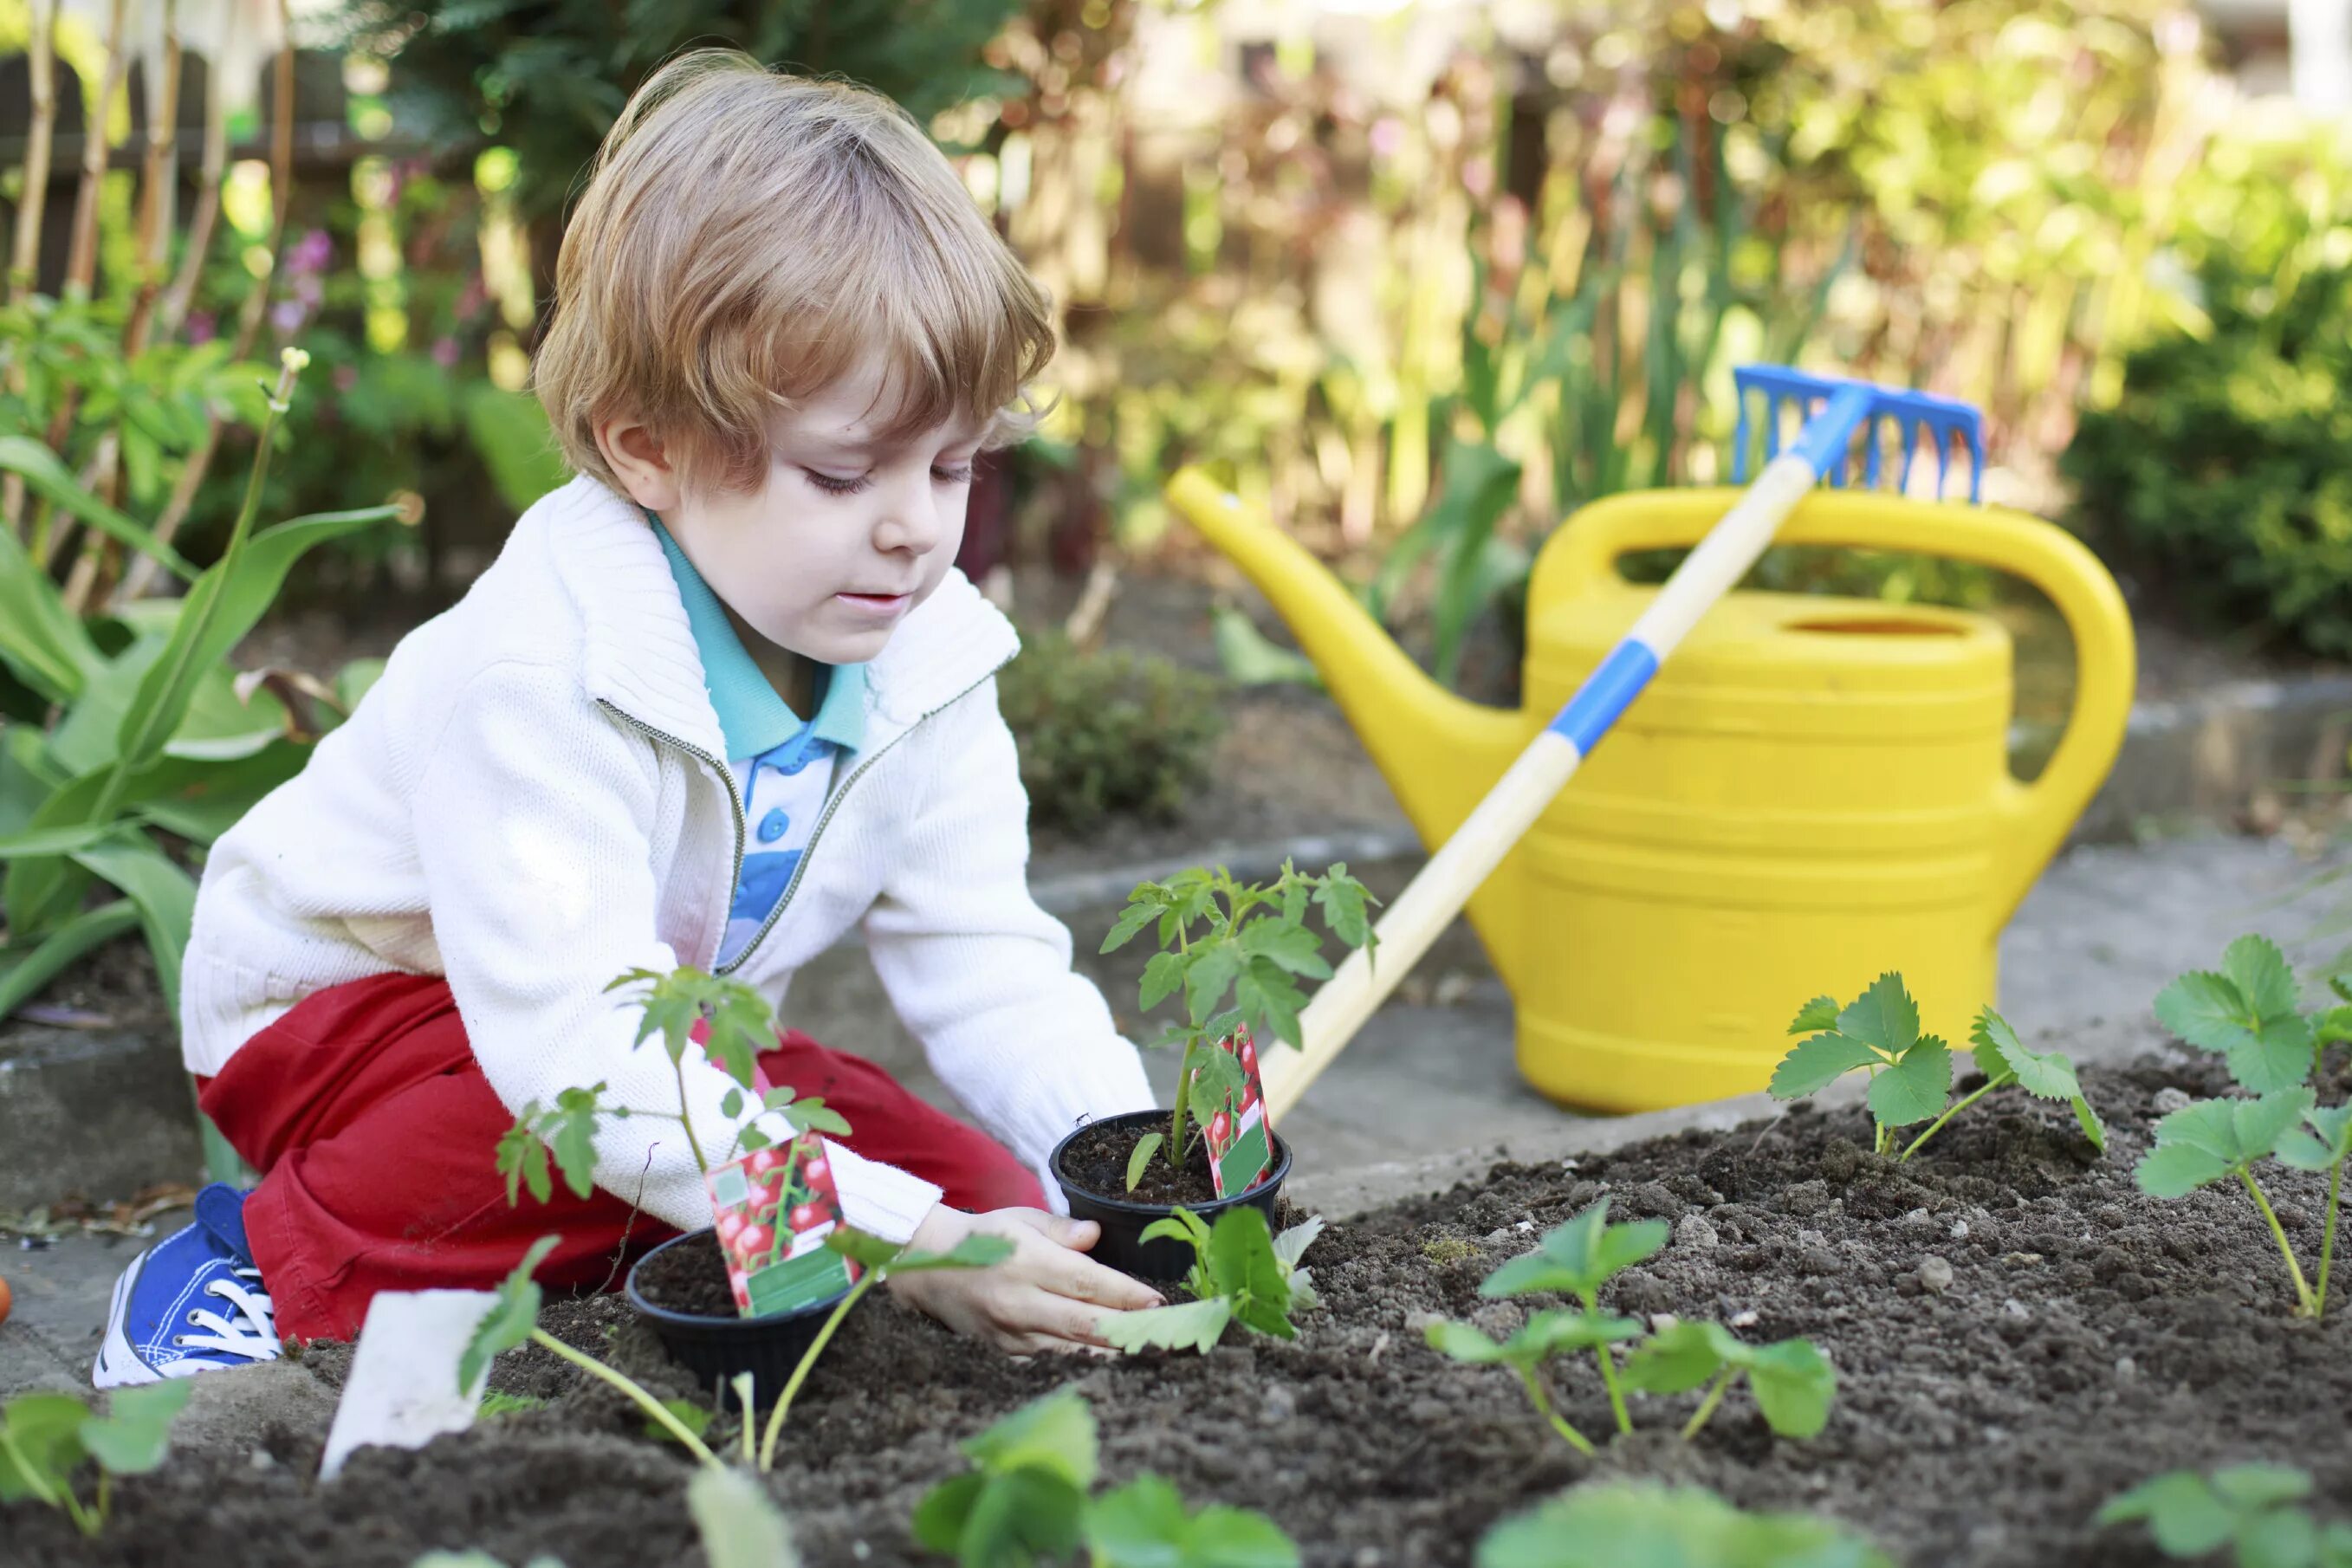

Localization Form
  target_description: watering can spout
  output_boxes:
[1165,467,1528,860]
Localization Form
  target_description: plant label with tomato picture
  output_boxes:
[706,1131,856,1317]
[1204,1025,1274,1199]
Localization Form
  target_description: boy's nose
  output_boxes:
[877,476,946,556]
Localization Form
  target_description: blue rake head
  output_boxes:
[1730,365,1987,503]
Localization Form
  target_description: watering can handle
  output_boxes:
[1550,490,2136,931]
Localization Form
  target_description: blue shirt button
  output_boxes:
[756,808,789,843]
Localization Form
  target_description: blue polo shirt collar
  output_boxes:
[651,518,867,760]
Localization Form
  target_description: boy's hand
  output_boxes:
[887,1204,1163,1355]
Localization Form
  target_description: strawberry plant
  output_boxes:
[911,1388,1298,1568]
[1099,861,1374,1188]
[1621,1320,1837,1442]
[1771,976,2102,1160]
[0,1381,192,1537]
[2137,936,2352,1318]
[1476,1481,1892,1568]
[495,965,851,1203]
[2098,1464,2352,1567]
[1098,1208,1323,1355]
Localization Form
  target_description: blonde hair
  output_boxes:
[534,49,1055,495]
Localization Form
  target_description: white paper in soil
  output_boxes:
[319,1288,496,1481]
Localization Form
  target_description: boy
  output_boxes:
[94,49,1163,1388]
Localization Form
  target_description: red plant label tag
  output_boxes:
[1203,1025,1273,1199]
[705,1132,856,1318]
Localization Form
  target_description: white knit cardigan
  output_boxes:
[182,475,1155,1241]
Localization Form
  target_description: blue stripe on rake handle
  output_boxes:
[1546,639,1661,754]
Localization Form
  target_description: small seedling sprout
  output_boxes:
[1620,1321,1837,1442]
[1100,862,1375,1190]
[2098,1463,2352,1566]
[1098,1208,1325,1355]
[911,1389,1299,1568]
[2137,936,2352,1319]
[0,1380,192,1538]
[1771,976,2102,1161]
[1474,1481,1893,1568]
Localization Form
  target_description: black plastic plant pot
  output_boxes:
[624,1228,851,1409]
[1048,1108,1293,1282]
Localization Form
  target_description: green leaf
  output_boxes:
[2154,969,2254,1055]
[1425,1319,1508,1364]
[720,1086,743,1119]
[2277,1105,2352,1171]
[1234,961,1306,1053]
[0,1392,91,1505]
[962,1390,1098,1490]
[545,1085,605,1200]
[1271,1216,1324,1273]
[2070,1095,2109,1154]
[1837,974,1920,1057]
[2101,1469,2266,1557]
[1203,1206,1296,1338]
[826,1228,905,1271]
[0,521,100,703]
[1139,951,1187,1011]
[0,434,198,582]
[1126,1132,1164,1192]
[1785,995,1843,1036]
[2224,936,2303,1023]
[1867,1037,1952,1130]
[645,1397,713,1446]
[1086,1474,1299,1568]
[1101,899,1160,955]
[1183,946,1244,1028]
[1139,1207,1214,1258]
[686,1464,800,1568]
[1480,1199,1666,1302]
[1621,1320,1731,1394]
[1239,920,1330,980]
[957,1469,1090,1568]
[2135,1142,2234,1199]
[1769,1034,1882,1099]
[461,384,572,515]
[2231,1014,2316,1095]
[884,1235,1017,1274]
[71,832,195,1015]
[1312,870,1375,951]
[459,1235,560,1394]
[2236,1088,2319,1161]
[496,1115,553,1206]
[2210,1464,2316,1511]
[1100,1298,1234,1357]
[1746,1338,1837,1439]
[911,1473,987,1552]
[0,898,138,1020]
[1475,1481,1893,1568]
[783,1098,852,1139]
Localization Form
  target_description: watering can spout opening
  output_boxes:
[1163,467,1530,857]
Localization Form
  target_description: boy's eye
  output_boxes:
[932,462,975,485]
[803,469,869,496]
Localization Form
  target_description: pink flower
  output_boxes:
[271,298,306,334]
[184,311,217,345]
[287,228,333,275]
[431,336,460,369]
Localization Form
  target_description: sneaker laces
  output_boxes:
[172,1266,280,1366]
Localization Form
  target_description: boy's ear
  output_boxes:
[595,416,684,513]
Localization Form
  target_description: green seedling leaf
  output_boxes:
[910,1473,988,1552]
[963,1389,1098,1490]
[645,1398,713,1447]
[886,1235,1018,1274]
[2277,1105,2352,1172]
[1183,945,1244,1027]
[2154,969,2253,1054]
[1475,1481,1894,1568]
[1770,1033,1882,1099]
[2098,1465,2315,1558]
[2154,940,2316,1093]
[1126,1132,1165,1192]
[77,1380,193,1474]
[1786,995,1842,1036]
[1140,951,1187,1011]
[1312,868,1376,951]
[1480,1198,1668,1303]
[1099,1298,1233,1356]
[1139,1208,1214,1258]
[477,1392,545,1418]
[686,1463,801,1568]
[949,1468,1088,1565]
[496,1116,552,1206]
[1425,1307,1640,1370]
[1746,1339,1837,1440]
[1271,1216,1325,1273]
[826,1228,905,1272]
[1101,898,1159,955]
[1424,1319,1508,1364]
[2135,1090,2317,1197]
[1239,919,1331,979]
[1866,1036,1952,1129]
[1969,1011,2106,1150]
[0,1392,91,1505]
[1203,1205,1296,1339]
[1085,1474,1301,1568]
[1838,973,1920,1056]
[1622,1320,1739,1394]
[2226,936,2303,1023]
[786,1100,852,1139]
[459,1234,560,1393]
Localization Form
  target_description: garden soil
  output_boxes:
[8,1053,2350,1567]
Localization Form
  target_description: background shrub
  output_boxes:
[998,629,1223,834]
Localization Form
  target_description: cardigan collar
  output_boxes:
[530,474,1018,763]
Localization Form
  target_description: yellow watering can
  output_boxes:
[1167,473,2135,1113]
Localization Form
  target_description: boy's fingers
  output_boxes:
[1027,1214,1101,1250]
[1033,1245,1163,1310]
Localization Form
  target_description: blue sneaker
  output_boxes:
[92,1182,281,1388]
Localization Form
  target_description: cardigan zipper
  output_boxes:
[599,666,1001,976]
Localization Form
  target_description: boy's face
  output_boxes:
[626,347,982,669]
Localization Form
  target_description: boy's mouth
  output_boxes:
[834,590,911,618]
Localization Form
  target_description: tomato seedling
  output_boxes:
[1620,1320,1837,1441]
[1099,861,1374,1189]
[1476,1481,1892,1568]
[0,1381,191,1538]
[495,965,851,1205]
[2099,1464,2352,1566]
[1098,1207,1323,1354]
[1772,975,2101,1160]
[912,1388,1299,1568]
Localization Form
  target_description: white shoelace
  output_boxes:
[171,1266,280,1367]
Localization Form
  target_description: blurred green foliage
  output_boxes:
[996,628,1224,834]
[2063,112,2352,659]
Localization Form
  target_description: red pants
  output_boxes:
[199,971,1043,1341]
